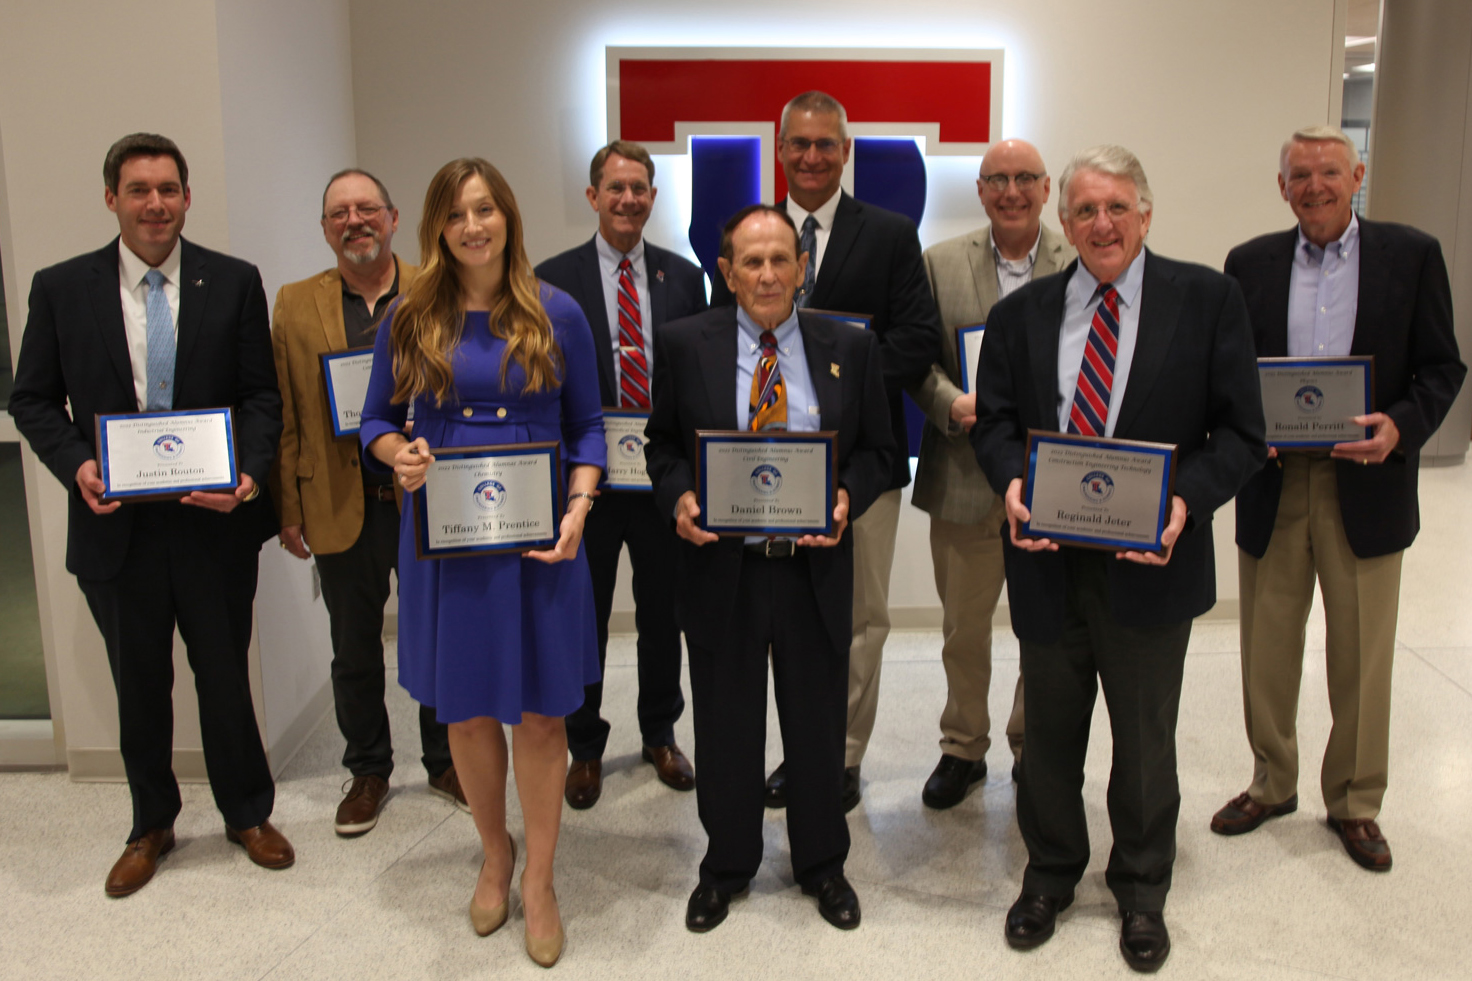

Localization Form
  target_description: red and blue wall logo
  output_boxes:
[606,46,1004,281]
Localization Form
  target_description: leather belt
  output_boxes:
[368,484,397,503]
[744,539,797,559]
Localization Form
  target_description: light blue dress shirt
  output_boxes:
[1287,215,1359,358]
[1056,249,1147,436]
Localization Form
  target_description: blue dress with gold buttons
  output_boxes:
[360,285,605,724]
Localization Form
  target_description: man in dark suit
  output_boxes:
[711,91,940,812]
[971,145,1266,971]
[8,133,291,896]
[645,205,893,933]
[1214,126,1464,871]
[535,141,708,809]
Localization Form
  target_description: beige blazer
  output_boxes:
[268,257,417,555]
[910,224,1074,524]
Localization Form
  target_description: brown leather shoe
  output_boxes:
[105,828,175,897]
[225,821,295,869]
[1327,816,1393,871]
[335,774,390,836]
[428,766,472,813]
[565,759,602,809]
[642,744,695,791]
[1210,791,1298,835]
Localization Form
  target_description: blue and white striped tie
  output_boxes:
[144,268,175,410]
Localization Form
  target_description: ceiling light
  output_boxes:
[1345,36,1376,48]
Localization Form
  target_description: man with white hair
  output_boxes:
[1214,126,1463,872]
[971,145,1266,970]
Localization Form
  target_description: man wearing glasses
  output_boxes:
[1215,126,1463,871]
[971,145,1265,971]
[911,139,1074,809]
[713,90,941,814]
[269,170,464,836]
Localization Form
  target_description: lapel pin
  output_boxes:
[656,269,665,282]
[830,363,840,378]
[193,279,204,286]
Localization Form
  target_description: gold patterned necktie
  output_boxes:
[748,330,787,431]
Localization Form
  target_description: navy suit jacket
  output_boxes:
[535,235,708,407]
[8,237,281,580]
[712,192,942,490]
[643,306,895,655]
[1226,219,1464,559]
[971,251,1268,642]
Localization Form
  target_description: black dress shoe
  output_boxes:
[1119,910,1170,972]
[686,884,733,933]
[764,762,788,809]
[922,754,987,809]
[842,766,862,813]
[801,873,861,930]
[1004,890,1073,950]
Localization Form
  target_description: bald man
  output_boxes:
[910,140,1074,808]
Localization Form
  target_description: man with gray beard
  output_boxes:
[268,170,464,837]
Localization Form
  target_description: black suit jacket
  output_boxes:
[1226,220,1464,559]
[712,192,942,490]
[643,307,895,655]
[535,236,708,407]
[971,251,1268,642]
[8,237,282,580]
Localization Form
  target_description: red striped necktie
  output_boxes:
[617,257,649,408]
[1066,283,1120,437]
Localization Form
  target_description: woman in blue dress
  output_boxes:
[359,158,604,968]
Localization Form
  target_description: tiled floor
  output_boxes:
[4,463,1472,980]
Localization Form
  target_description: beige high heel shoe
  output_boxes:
[521,871,564,968]
[469,834,517,937]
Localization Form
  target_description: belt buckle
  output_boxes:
[765,539,794,559]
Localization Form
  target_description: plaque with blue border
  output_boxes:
[320,346,376,439]
[412,441,563,560]
[95,407,239,502]
[599,408,652,491]
[1021,430,1177,552]
[696,430,837,537]
[1257,356,1374,449]
[956,323,985,395]
[805,308,872,331]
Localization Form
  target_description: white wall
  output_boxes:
[349,0,1340,622]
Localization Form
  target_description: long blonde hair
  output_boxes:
[389,158,560,406]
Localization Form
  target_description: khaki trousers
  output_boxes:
[1238,455,1402,820]
[846,488,902,766]
[930,501,1024,763]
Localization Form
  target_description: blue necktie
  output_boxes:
[144,268,175,410]
[798,215,817,308]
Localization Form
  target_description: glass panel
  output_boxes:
[0,262,50,719]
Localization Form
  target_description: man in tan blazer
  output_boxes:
[910,140,1074,808]
[269,169,463,837]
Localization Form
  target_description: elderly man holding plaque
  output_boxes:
[8,133,292,895]
[910,138,1074,808]
[1215,127,1464,871]
[268,169,466,837]
[535,141,707,810]
[645,204,893,933]
[971,145,1265,971]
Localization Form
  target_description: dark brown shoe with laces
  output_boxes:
[1327,815,1393,871]
[225,821,295,869]
[642,744,695,791]
[1210,790,1298,835]
[105,828,175,897]
[565,759,603,809]
[428,766,472,813]
[335,774,389,837]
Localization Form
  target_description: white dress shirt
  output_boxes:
[992,227,1042,300]
[1287,215,1360,358]
[117,240,182,411]
[594,232,655,397]
[786,190,842,276]
[1055,249,1147,437]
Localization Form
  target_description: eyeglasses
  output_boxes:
[783,137,843,155]
[1068,202,1137,224]
[601,180,652,197]
[980,172,1045,191]
[324,204,386,224]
